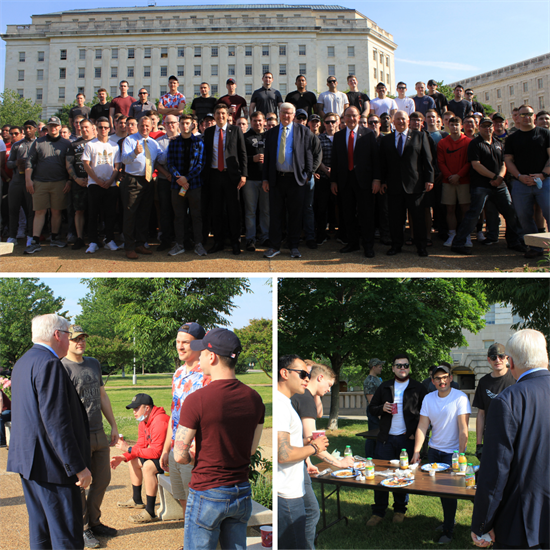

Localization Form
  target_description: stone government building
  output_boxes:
[2,4,397,118]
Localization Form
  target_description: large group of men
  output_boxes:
[2,74,548,261]
[277,329,550,549]
[7,314,265,550]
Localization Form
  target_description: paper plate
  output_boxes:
[421,463,450,472]
[380,477,415,488]
[331,469,356,479]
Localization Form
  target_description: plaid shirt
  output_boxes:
[318,133,334,178]
[167,134,205,190]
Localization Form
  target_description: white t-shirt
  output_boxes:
[370,97,398,116]
[389,379,409,436]
[275,390,305,499]
[395,97,416,115]
[318,91,349,117]
[420,388,471,453]
[82,138,121,186]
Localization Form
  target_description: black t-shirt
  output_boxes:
[250,87,283,115]
[504,127,550,174]
[472,370,515,421]
[468,135,505,188]
[67,137,91,179]
[191,96,218,121]
[244,128,266,181]
[448,99,472,120]
[291,388,317,421]
[285,90,318,114]
[69,105,91,121]
[90,102,111,122]
[346,91,370,113]
[429,92,449,117]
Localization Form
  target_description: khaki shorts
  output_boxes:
[32,179,68,211]
[169,449,193,500]
[441,182,471,205]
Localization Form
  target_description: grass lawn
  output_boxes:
[310,419,480,549]
[105,371,271,387]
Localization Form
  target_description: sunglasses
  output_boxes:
[98,126,110,130]
[489,354,507,361]
[139,92,148,95]
[394,363,410,369]
[434,375,449,382]
[325,120,337,124]
[368,120,380,124]
[327,80,337,83]
[287,368,311,380]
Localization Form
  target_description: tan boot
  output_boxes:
[117,498,145,509]
[366,515,383,527]
[393,512,405,523]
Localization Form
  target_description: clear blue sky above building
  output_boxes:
[2,1,549,93]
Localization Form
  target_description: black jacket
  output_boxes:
[368,378,427,443]
[203,123,248,184]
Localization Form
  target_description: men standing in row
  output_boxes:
[318,76,349,118]
[89,88,110,123]
[346,75,370,115]
[251,72,283,117]
[69,93,91,132]
[413,82,436,116]
[286,75,318,116]
[448,85,472,121]
[61,325,119,548]
[109,81,135,129]
[370,83,398,118]
[191,83,217,121]
[368,354,427,526]
[128,89,155,121]
[427,80,448,117]
[395,82,415,115]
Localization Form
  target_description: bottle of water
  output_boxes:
[365,457,375,479]
[400,449,409,469]
[344,445,352,458]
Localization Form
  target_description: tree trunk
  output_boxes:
[121,365,125,378]
[328,354,344,429]
[142,361,145,375]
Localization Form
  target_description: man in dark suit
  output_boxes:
[471,329,550,550]
[7,314,92,550]
[262,102,314,259]
[203,103,247,255]
[330,105,381,257]
[379,110,434,256]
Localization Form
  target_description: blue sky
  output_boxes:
[1,1,549,92]
[38,277,272,330]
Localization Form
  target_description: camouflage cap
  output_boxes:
[68,324,89,339]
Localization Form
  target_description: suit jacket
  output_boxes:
[470,369,550,547]
[203,124,248,184]
[262,122,313,186]
[7,344,91,485]
[331,126,380,190]
[379,130,434,195]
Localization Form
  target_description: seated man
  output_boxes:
[110,393,169,523]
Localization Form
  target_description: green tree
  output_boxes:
[436,81,494,115]
[0,89,43,127]
[278,278,488,428]
[54,92,113,125]
[235,318,272,378]
[0,278,66,370]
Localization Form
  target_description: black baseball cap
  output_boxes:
[296,109,308,119]
[492,112,505,121]
[190,327,242,359]
[309,114,321,122]
[23,120,38,128]
[432,365,451,376]
[178,322,206,340]
[227,78,236,85]
[126,393,154,409]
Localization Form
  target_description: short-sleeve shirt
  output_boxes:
[346,91,370,113]
[82,138,121,186]
[191,96,218,121]
[472,370,515,420]
[430,92,449,117]
[158,92,186,123]
[468,135,505,188]
[217,94,248,123]
[69,105,91,121]
[504,127,550,174]
[448,99,472,120]
[285,90,318,115]
[363,374,382,398]
[395,97,416,115]
[61,356,104,433]
[413,95,436,116]
[67,137,92,179]
[318,91,349,117]
[251,87,283,115]
[110,95,135,117]
[90,102,111,122]
[291,388,317,422]
[369,97,398,116]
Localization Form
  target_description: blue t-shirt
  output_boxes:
[413,95,436,116]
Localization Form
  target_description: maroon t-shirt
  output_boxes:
[111,95,135,116]
[179,378,265,491]
[217,94,247,124]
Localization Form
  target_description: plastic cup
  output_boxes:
[260,525,273,548]
[311,430,325,440]
[391,403,398,414]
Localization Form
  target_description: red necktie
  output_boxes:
[218,128,224,172]
[348,130,354,171]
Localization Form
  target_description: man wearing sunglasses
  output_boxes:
[318,77,349,119]
[413,363,470,544]
[277,355,329,550]
[472,344,515,461]
[367,354,427,527]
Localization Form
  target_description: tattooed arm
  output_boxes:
[173,424,197,465]
[277,431,329,464]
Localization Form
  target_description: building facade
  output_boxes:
[449,53,550,125]
[2,4,397,118]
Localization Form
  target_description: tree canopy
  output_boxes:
[0,89,44,127]
[235,318,272,378]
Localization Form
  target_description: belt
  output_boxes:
[276,171,294,177]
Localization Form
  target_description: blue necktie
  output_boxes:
[397,133,404,156]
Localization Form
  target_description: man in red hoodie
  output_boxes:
[110,393,169,523]
[437,116,472,247]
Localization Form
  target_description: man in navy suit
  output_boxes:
[471,329,550,549]
[7,314,92,550]
[262,102,314,259]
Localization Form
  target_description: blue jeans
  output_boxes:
[302,177,316,241]
[303,465,320,549]
[372,434,413,517]
[454,184,524,247]
[241,179,269,242]
[278,495,307,550]
[184,483,252,550]
[511,177,550,251]
[427,448,457,533]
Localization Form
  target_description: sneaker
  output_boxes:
[477,231,486,243]
[67,232,77,244]
[26,237,34,247]
[443,231,455,247]
[16,231,26,239]
[50,238,67,248]
[437,531,453,544]
[245,239,256,252]
[90,523,117,538]
[290,248,302,258]
[128,509,159,524]
[104,240,118,251]
[264,248,280,259]
[7,237,17,244]
[24,243,42,254]
[393,512,405,524]
[117,498,145,509]
[83,529,100,548]
[73,238,86,250]
[366,515,383,527]
[168,243,185,256]
[86,243,99,254]
[194,243,207,256]
[465,235,473,247]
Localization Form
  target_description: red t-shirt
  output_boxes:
[111,95,135,117]
[217,94,247,124]
[179,378,265,491]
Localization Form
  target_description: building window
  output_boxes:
[111,67,118,78]
[228,46,235,57]
[228,65,236,76]
[211,65,218,76]
[348,46,354,57]
[510,102,515,112]
[386,56,390,67]
[194,85,200,97]
[262,64,270,75]
[373,49,377,61]
[158,47,167,59]
[374,68,377,79]
[78,67,85,78]
[19,52,25,62]
[279,64,286,76]
[485,92,490,101]
[538,78,543,89]
[95,49,102,60]
[348,65,356,75]
[144,66,151,77]
[37,69,44,81]
[328,65,335,76]
[299,63,306,75]
[177,66,184,77]
[524,99,528,105]
[17,89,24,99]
[539,96,545,109]
[95,67,101,78]
[523,82,528,92]
[497,88,501,98]
[299,45,306,56]
[128,48,135,59]
[144,47,151,59]
[387,73,390,85]
[59,68,65,79]
[178,47,185,58]
[59,87,65,99]
[36,88,43,101]
[194,65,201,76]
[211,46,218,57]
[60,49,67,60]
[79,49,86,60]
[211,84,218,95]
[160,66,167,77]
[380,53,384,63]
[38,51,45,62]
[327,46,335,58]
[279,45,286,56]
[262,45,269,56]
[160,85,167,95]
[497,104,502,113]
[112,48,118,59]
[127,67,134,78]
[110,86,117,96]
[194,46,201,57]
[245,84,252,96]
[77,87,84,95]
[509,85,514,95]
[280,83,287,95]
[128,86,134,96]
[245,45,252,56]
[245,64,253,76]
